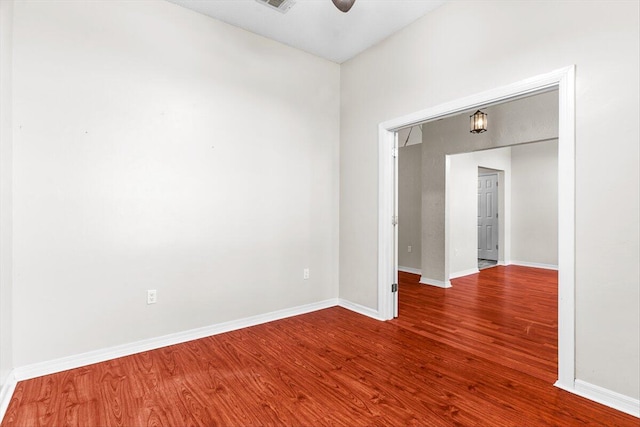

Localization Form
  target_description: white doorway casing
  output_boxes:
[377,66,575,390]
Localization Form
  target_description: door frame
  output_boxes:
[377,66,575,390]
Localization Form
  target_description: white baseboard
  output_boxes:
[398,266,421,275]
[449,268,480,280]
[2,301,637,423]
[419,276,452,288]
[509,260,559,270]
[3,297,402,424]
[0,370,17,424]
[338,298,385,321]
[570,379,639,418]
[12,298,339,382]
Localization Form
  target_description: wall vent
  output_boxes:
[255,0,296,14]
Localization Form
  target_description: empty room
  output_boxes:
[0,0,638,425]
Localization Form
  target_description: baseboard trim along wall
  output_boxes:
[398,266,421,275]
[338,298,385,321]
[510,260,559,270]
[449,268,480,280]
[12,298,339,383]
[571,380,640,418]
[0,297,382,423]
[0,371,17,424]
[1,298,638,422]
[419,276,452,288]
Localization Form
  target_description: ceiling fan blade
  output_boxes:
[331,0,355,13]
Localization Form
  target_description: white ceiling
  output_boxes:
[166,0,446,63]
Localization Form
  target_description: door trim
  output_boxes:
[377,66,575,391]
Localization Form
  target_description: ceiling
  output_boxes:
[166,0,446,63]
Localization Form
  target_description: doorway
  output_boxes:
[478,171,499,269]
[377,66,575,390]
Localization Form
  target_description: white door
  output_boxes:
[478,173,499,261]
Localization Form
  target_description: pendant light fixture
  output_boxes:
[470,110,487,134]
[332,0,356,13]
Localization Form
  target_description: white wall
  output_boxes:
[0,0,14,388]
[398,143,421,271]
[448,148,511,277]
[340,0,639,399]
[10,0,340,367]
[448,140,559,277]
[511,140,558,267]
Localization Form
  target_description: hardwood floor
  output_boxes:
[2,266,637,426]
[393,266,558,385]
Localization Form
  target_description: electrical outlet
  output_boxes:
[147,289,157,305]
[408,245,412,253]
[303,268,310,280]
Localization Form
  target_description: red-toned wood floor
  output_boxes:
[2,266,637,426]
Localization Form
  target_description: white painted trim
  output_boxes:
[12,299,338,382]
[555,64,576,391]
[378,123,397,320]
[378,66,576,396]
[380,71,567,131]
[572,380,640,418]
[398,266,421,275]
[0,370,17,424]
[0,298,390,423]
[449,268,480,279]
[419,276,452,288]
[338,298,385,321]
[393,131,399,319]
[509,260,558,270]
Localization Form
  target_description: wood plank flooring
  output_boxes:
[2,266,637,426]
[392,267,558,385]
